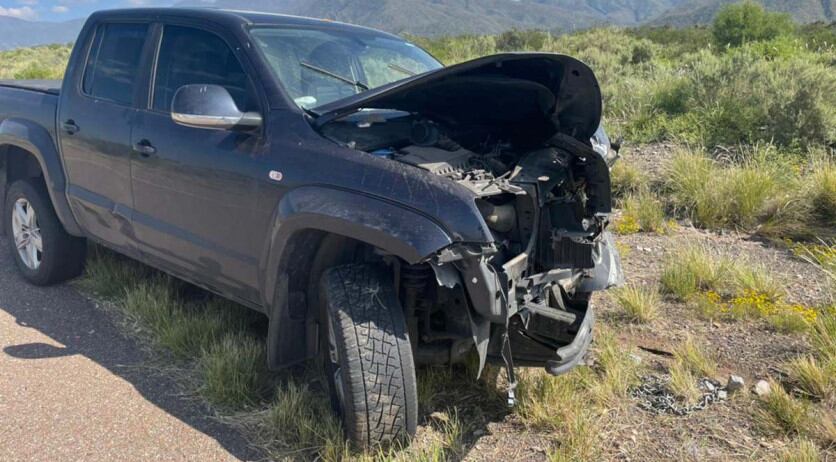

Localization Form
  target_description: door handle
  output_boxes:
[133,140,157,158]
[61,119,79,134]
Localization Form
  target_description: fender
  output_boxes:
[261,185,456,368]
[0,118,83,236]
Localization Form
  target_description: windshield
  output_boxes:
[250,27,443,110]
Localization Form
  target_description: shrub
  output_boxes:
[712,1,794,47]
[0,44,70,80]
[495,29,550,51]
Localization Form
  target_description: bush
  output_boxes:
[495,29,550,52]
[712,1,794,47]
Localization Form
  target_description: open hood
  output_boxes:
[312,53,602,150]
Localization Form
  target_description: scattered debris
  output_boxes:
[629,353,643,365]
[753,380,771,396]
[727,375,745,393]
[638,345,674,357]
[631,375,726,416]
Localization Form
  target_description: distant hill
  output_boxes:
[0,16,82,50]
[0,1,832,50]
[649,0,835,26]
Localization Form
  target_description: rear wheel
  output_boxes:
[5,179,86,285]
[319,263,418,448]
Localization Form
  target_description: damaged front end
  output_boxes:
[312,53,624,381]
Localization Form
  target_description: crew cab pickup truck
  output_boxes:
[0,8,623,447]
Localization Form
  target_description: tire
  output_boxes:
[4,179,86,285]
[319,263,418,448]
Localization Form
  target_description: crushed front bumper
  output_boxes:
[445,231,622,376]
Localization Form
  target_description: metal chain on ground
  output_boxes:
[630,374,726,416]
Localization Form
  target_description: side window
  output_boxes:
[153,26,254,113]
[82,23,148,105]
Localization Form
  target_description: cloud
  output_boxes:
[16,0,38,6]
[51,5,69,13]
[0,6,38,20]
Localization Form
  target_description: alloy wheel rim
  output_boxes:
[11,198,42,270]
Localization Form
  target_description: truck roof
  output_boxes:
[90,7,403,40]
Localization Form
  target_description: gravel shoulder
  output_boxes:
[0,244,261,461]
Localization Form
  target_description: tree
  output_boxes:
[712,1,794,47]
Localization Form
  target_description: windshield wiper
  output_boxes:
[300,60,369,91]
[387,63,417,77]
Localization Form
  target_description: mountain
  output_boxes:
[177,0,690,35]
[649,0,835,26]
[0,16,83,50]
[0,1,833,50]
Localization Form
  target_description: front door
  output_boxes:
[59,22,150,253]
[130,24,267,303]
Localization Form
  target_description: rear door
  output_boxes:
[58,22,151,253]
[130,23,269,303]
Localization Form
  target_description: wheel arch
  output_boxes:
[262,186,455,369]
[0,118,82,236]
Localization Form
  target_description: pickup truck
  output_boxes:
[0,8,623,447]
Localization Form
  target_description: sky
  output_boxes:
[0,0,176,22]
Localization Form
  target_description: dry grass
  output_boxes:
[668,365,700,404]
[673,335,717,378]
[810,309,836,362]
[756,380,812,437]
[516,330,643,461]
[784,356,835,401]
[778,439,822,462]
[612,284,661,323]
[667,335,717,403]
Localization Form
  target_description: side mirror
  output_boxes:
[171,84,261,130]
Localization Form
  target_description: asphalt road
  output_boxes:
[0,242,262,461]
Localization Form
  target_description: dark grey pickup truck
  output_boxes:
[0,8,623,447]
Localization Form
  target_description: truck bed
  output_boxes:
[0,80,61,95]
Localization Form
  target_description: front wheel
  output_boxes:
[319,263,418,448]
[4,179,86,285]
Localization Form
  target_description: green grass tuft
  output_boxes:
[612,284,661,323]
[198,334,269,408]
[660,245,730,300]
